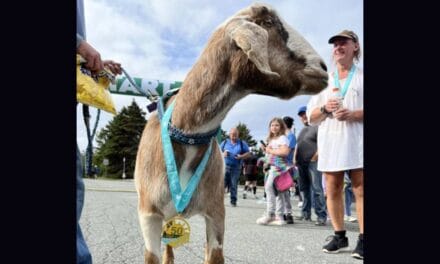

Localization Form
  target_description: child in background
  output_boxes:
[256,118,292,226]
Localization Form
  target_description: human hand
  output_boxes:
[310,152,318,162]
[265,146,273,155]
[103,60,122,75]
[77,40,104,73]
[333,108,352,121]
[325,98,341,112]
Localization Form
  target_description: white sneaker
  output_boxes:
[269,216,286,226]
[297,201,303,208]
[347,215,357,222]
[253,193,258,199]
[256,215,276,225]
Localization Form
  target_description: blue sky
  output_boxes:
[77,0,363,152]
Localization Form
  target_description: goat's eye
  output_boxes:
[262,20,273,27]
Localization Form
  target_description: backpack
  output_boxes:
[220,139,244,154]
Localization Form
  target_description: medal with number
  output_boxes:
[161,215,191,248]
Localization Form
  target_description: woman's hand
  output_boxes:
[325,98,341,113]
[333,108,351,121]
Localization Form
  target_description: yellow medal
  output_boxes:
[161,215,191,248]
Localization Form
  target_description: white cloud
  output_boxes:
[77,0,363,151]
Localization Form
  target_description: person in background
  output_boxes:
[307,29,363,259]
[242,147,259,199]
[220,127,251,207]
[294,106,327,226]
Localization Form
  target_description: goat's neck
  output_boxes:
[171,73,247,135]
[170,34,251,135]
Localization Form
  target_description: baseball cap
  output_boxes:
[297,106,307,116]
[328,30,359,44]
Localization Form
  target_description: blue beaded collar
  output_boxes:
[168,124,220,145]
[158,98,220,145]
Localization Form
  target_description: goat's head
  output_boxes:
[221,3,328,98]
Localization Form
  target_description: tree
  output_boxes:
[219,128,227,143]
[219,122,257,147]
[236,122,257,147]
[94,100,147,179]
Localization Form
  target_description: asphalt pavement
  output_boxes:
[80,178,362,264]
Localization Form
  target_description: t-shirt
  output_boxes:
[296,125,318,165]
[286,131,296,165]
[267,135,290,177]
[307,67,363,171]
[220,139,249,167]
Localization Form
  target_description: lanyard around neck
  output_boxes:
[334,64,356,98]
[160,100,213,214]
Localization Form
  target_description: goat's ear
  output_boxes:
[227,19,280,78]
[251,4,269,17]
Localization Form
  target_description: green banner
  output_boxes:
[109,77,182,97]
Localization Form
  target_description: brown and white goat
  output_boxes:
[134,3,328,264]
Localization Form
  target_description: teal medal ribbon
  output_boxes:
[334,64,356,98]
[160,100,213,214]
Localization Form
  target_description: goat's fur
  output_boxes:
[135,3,328,264]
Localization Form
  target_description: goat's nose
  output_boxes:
[320,61,327,72]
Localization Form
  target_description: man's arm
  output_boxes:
[237,151,252,160]
[77,38,104,72]
[310,151,318,162]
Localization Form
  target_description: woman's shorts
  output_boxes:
[245,174,257,181]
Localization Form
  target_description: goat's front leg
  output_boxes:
[162,245,174,264]
[138,210,163,264]
[204,205,225,264]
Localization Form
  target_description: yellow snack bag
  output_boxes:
[76,54,117,114]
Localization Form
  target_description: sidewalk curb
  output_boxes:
[86,188,136,193]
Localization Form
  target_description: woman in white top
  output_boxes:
[307,30,363,259]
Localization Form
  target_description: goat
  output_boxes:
[134,3,328,264]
